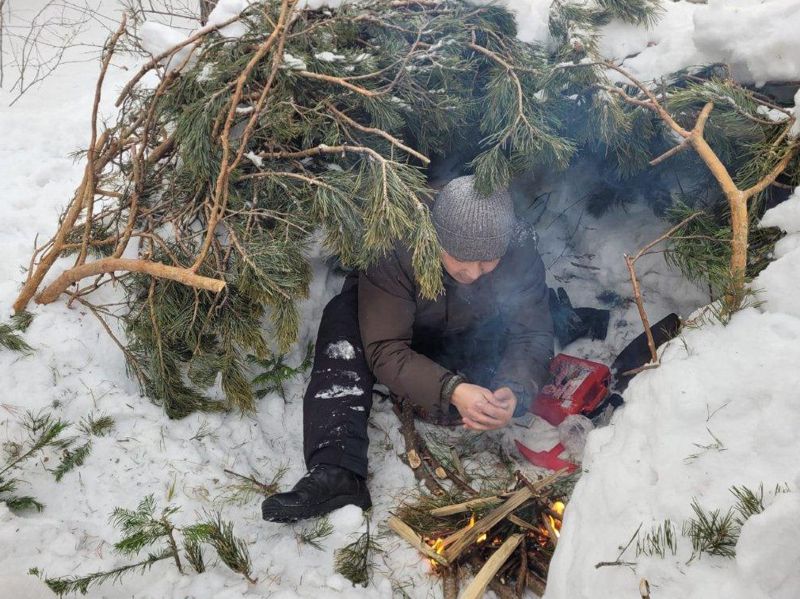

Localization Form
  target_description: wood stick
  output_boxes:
[442,566,459,599]
[430,495,507,517]
[460,534,523,599]
[35,258,225,305]
[387,516,449,567]
[542,514,559,549]
[392,401,445,495]
[515,538,527,598]
[507,514,539,533]
[525,572,547,597]
[443,487,532,562]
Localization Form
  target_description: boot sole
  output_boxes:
[262,493,372,523]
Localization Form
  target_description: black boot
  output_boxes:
[261,464,372,523]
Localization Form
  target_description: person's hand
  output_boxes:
[491,387,517,423]
[450,383,514,431]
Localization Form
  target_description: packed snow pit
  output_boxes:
[2,0,800,598]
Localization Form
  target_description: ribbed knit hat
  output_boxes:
[432,175,515,261]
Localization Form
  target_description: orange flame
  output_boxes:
[476,532,488,543]
[427,537,445,569]
[548,501,566,538]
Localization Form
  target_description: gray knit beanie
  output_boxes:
[432,175,515,261]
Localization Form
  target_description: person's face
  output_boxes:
[440,250,500,285]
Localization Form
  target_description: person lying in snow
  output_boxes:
[261,175,554,523]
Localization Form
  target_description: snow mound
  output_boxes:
[756,189,800,318]
[736,492,800,599]
[693,0,800,87]
[546,188,800,598]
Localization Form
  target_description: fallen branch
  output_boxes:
[35,258,226,305]
[393,401,446,495]
[623,212,699,367]
[604,62,800,307]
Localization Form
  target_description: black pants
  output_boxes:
[303,277,507,479]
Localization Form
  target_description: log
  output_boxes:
[387,516,449,567]
[460,534,523,599]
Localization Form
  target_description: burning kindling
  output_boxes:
[390,470,570,598]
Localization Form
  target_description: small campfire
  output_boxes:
[389,470,570,598]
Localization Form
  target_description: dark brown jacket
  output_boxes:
[358,226,553,418]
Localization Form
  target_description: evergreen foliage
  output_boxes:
[298,516,334,550]
[635,519,678,558]
[40,496,255,594]
[730,484,765,526]
[0,411,71,512]
[683,498,738,561]
[250,343,313,400]
[219,466,287,505]
[34,0,668,418]
[52,412,116,482]
[190,511,256,583]
[0,320,32,354]
[334,519,381,587]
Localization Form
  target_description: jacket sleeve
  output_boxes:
[358,252,454,418]
[490,249,554,412]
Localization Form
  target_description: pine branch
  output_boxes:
[53,441,92,482]
[334,520,381,587]
[194,511,257,583]
[298,516,334,550]
[683,498,739,561]
[0,322,32,354]
[43,551,173,597]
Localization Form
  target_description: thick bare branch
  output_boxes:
[36,258,225,305]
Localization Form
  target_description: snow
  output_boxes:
[282,52,308,71]
[755,188,800,318]
[545,190,800,598]
[736,492,800,599]
[791,89,800,140]
[693,0,800,87]
[325,340,356,360]
[315,385,364,399]
[207,0,251,38]
[1,1,799,599]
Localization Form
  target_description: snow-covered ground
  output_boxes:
[0,1,798,598]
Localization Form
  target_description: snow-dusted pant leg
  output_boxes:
[303,277,376,479]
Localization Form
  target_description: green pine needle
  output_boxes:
[334,521,382,588]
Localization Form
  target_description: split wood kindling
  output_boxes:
[388,469,566,598]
